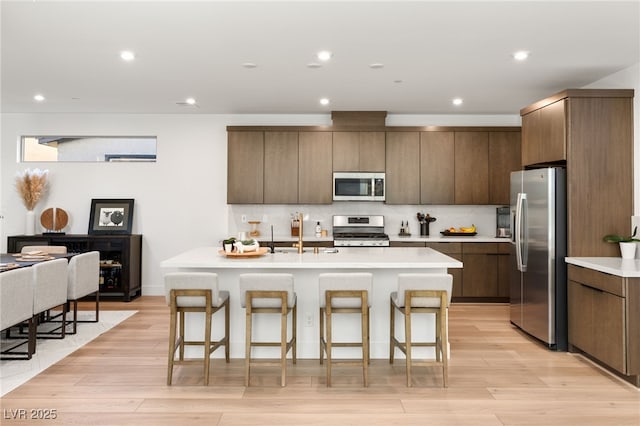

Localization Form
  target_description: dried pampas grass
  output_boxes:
[15,168,49,210]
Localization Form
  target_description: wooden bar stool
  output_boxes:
[239,273,296,387]
[390,273,452,387]
[164,272,230,386]
[319,272,372,387]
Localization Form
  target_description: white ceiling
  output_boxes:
[1,0,639,115]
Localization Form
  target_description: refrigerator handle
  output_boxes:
[515,192,527,272]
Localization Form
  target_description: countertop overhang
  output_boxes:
[161,246,463,270]
[565,257,640,277]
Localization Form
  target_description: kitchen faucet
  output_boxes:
[292,212,304,253]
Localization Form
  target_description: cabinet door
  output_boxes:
[521,100,566,166]
[359,132,385,172]
[461,253,498,297]
[264,132,298,204]
[454,132,489,205]
[521,110,540,167]
[539,99,566,163]
[385,132,420,204]
[568,280,594,354]
[333,131,385,172]
[489,131,521,205]
[497,252,510,298]
[420,132,454,204]
[592,288,625,372]
[332,132,359,171]
[227,131,264,204]
[298,132,332,204]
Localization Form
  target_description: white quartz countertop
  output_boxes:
[565,257,640,277]
[161,246,463,270]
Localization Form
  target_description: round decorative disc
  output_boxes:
[40,207,69,231]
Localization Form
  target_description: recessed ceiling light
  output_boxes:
[369,63,384,69]
[319,98,330,106]
[120,50,135,61]
[307,63,322,69]
[185,97,196,105]
[33,94,45,102]
[242,62,257,68]
[513,50,529,61]
[317,51,332,61]
[394,79,403,84]
[452,98,463,106]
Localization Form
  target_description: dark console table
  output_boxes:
[8,234,142,302]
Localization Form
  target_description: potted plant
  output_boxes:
[603,226,639,259]
[222,237,236,253]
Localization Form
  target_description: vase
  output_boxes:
[25,210,35,235]
[619,242,637,259]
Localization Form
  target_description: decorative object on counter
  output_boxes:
[398,220,411,237]
[235,239,260,254]
[88,198,134,234]
[15,168,49,236]
[248,220,261,237]
[315,221,322,238]
[222,237,236,253]
[417,212,437,236]
[290,213,300,237]
[441,225,477,236]
[40,207,69,235]
[603,226,639,259]
[269,225,275,254]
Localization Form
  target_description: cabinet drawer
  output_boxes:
[390,241,426,247]
[463,243,498,254]
[567,265,624,297]
[425,242,461,254]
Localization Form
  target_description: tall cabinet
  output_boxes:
[520,89,634,257]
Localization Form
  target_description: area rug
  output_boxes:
[0,310,137,396]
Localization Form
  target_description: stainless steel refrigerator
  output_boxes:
[509,167,567,351]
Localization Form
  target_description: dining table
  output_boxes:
[0,253,74,272]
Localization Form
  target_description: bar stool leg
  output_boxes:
[441,300,449,387]
[224,297,230,362]
[167,307,177,385]
[245,303,252,387]
[405,305,412,387]
[280,294,287,387]
[326,301,332,387]
[204,304,212,386]
[362,303,369,387]
[179,311,185,361]
[292,301,297,364]
[319,307,325,364]
[389,298,395,363]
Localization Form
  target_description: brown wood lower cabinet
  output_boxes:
[391,241,509,301]
[567,265,640,386]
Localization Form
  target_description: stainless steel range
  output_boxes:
[332,215,390,247]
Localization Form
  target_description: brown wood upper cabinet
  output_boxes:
[521,99,566,166]
[299,132,333,204]
[385,131,420,204]
[333,131,385,172]
[489,131,521,205]
[454,132,489,205]
[227,131,264,204]
[264,132,298,204]
[420,132,455,204]
[521,89,634,256]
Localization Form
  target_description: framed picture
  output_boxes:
[88,199,134,234]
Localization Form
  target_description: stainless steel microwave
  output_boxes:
[333,172,385,201]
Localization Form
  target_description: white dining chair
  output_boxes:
[0,268,36,359]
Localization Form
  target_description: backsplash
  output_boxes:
[227,203,505,241]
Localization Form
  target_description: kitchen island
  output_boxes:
[161,246,462,359]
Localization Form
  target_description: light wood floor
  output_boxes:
[1,297,638,425]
